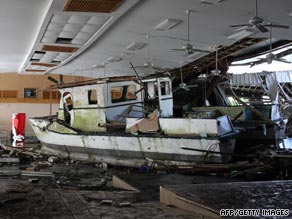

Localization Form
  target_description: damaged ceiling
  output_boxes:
[1,0,292,78]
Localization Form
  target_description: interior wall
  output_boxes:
[0,73,85,98]
[0,103,59,136]
[0,73,88,141]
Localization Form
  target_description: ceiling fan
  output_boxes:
[131,35,167,72]
[171,10,210,55]
[230,47,292,68]
[252,25,292,66]
[199,45,222,79]
[210,45,221,76]
[173,62,198,93]
[230,0,289,33]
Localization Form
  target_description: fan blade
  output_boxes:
[264,24,289,29]
[173,87,190,93]
[171,49,186,51]
[192,48,211,53]
[131,66,146,69]
[275,58,291,64]
[230,63,253,66]
[229,24,251,28]
[151,66,164,71]
[256,24,269,33]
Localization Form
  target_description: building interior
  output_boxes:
[0,0,292,218]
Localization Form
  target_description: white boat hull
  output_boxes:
[30,117,235,167]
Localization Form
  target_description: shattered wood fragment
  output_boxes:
[101,199,113,205]
[0,157,19,163]
[0,170,21,176]
[117,201,131,207]
[2,144,40,157]
[6,183,32,193]
[28,178,39,183]
[0,198,27,207]
[128,110,159,133]
[21,171,54,177]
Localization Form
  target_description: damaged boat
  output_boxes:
[30,76,237,167]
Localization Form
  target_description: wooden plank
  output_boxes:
[0,98,59,104]
[112,175,140,192]
[160,186,220,218]
[2,90,17,98]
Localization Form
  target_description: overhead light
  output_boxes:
[126,42,146,51]
[210,69,221,75]
[200,0,226,5]
[155,19,180,31]
[227,29,255,40]
[198,73,207,79]
[106,56,122,63]
[289,13,292,17]
[92,64,105,69]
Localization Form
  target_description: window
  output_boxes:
[63,92,73,109]
[111,85,137,103]
[63,92,73,125]
[160,81,170,96]
[24,88,36,98]
[88,89,97,105]
[126,85,137,100]
[111,87,123,103]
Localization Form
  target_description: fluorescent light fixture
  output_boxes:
[106,56,122,63]
[227,29,255,40]
[200,0,225,4]
[92,64,105,69]
[126,42,146,51]
[155,19,180,31]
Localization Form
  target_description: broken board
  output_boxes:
[160,181,292,218]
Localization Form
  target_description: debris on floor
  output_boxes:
[1,141,292,218]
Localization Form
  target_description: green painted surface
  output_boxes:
[192,106,246,119]
[58,109,65,120]
[48,122,76,134]
[74,100,82,108]
[71,109,106,132]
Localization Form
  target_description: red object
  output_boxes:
[13,113,26,137]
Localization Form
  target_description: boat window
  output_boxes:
[111,85,137,103]
[154,82,159,97]
[160,81,170,96]
[88,89,97,105]
[111,87,123,103]
[63,92,73,110]
[63,92,73,125]
[126,85,137,100]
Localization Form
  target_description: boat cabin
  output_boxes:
[56,77,173,132]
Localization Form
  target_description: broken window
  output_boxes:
[111,85,137,103]
[126,85,137,100]
[111,87,123,103]
[63,92,73,125]
[88,89,97,105]
[160,81,170,96]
